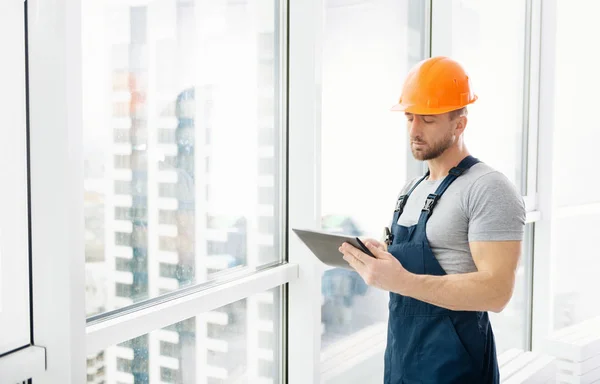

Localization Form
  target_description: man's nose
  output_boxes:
[408,118,422,137]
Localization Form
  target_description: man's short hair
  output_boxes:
[449,107,468,120]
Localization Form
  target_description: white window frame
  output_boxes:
[0,0,32,358]
[531,0,559,351]
[0,1,50,382]
[28,0,87,381]
[530,0,600,352]
[28,0,299,383]
[286,0,325,382]
[86,264,297,355]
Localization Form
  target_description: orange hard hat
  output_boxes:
[391,56,477,115]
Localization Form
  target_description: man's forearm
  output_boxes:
[398,271,514,312]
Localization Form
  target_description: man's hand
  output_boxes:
[362,238,387,252]
[339,241,412,293]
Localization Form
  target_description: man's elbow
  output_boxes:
[489,289,514,313]
[489,301,508,313]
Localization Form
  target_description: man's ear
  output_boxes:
[454,115,468,135]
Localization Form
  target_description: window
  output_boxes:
[115,232,132,247]
[114,129,130,144]
[158,128,176,144]
[27,0,567,381]
[432,0,529,192]
[115,257,131,272]
[115,283,133,298]
[158,182,177,198]
[159,209,177,225]
[159,236,177,252]
[431,0,538,354]
[114,155,131,169]
[159,155,178,171]
[116,357,133,373]
[160,341,180,359]
[488,224,533,354]
[86,288,282,384]
[552,215,600,329]
[0,0,31,359]
[319,0,428,378]
[114,180,132,195]
[160,367,177,382]
[21,0,290,382]
[83,0,283,317]
[549,2,600,335]
[553,1,600,206]
[159,262,178,279]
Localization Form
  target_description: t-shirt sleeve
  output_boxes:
[466,171,526,242]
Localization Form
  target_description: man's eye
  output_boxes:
[423,119,433,124]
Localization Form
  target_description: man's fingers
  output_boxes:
[342,250,367,275]
[364,239,385,251]
[363,238,388,252]
[366,242,392,260]
[342,243,374,266]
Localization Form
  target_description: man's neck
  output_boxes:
[426,147,471,181]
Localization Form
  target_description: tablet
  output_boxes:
[292,228,375,270]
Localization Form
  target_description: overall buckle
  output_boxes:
[383,227,393,246]
[422,193,439,214]
[394,195,407,212]
[448,167,464,176]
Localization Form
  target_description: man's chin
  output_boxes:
[411,150,427,161]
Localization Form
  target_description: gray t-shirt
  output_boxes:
[394,162,526,275]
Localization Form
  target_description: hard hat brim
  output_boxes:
[390,95,477,115]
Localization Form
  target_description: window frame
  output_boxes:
[28,0,87,380]
[286,0,325,382]
[29,0,296,382]
[0,0,33,362]
[530,0,560,352]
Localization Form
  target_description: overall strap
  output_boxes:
[393,173,429,219]
[417,156,480,226]
[385,173,430,245]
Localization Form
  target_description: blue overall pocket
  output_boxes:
[388,315,481,383]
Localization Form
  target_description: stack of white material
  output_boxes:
[499,348,556,383]
[545,317,600,384]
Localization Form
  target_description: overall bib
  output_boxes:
[383,156,499,384]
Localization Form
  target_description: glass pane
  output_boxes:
[553,1,600,205]
[86,287,282,383]
[319,0,427,377]
[546,5,600,371]
[0,0,31,355]
[83,0,283,316]
[552,215,600,330]
[444,0,527,191]
[488,224,532,354]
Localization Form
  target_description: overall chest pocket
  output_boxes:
[387,242,426,275]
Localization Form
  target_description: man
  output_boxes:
[338,56,525,383]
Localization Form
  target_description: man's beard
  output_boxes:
[411,132,454,161]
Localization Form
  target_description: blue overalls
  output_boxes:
[383,156,499,384]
